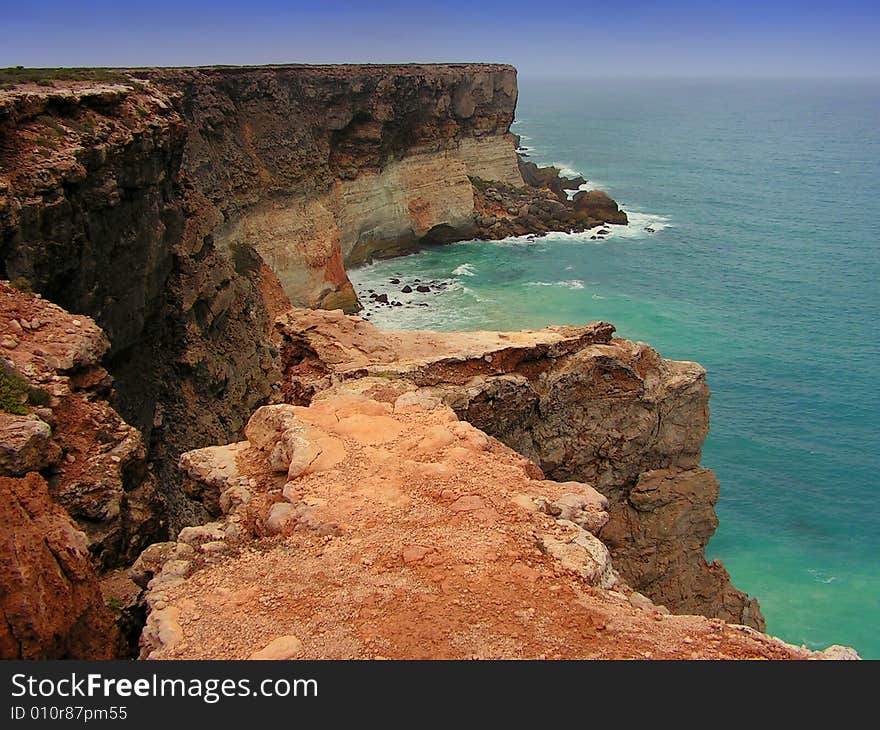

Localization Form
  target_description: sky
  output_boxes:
[2,0,879,78]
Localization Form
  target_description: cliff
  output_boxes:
[0,64,831,659]
[146,64,524,309]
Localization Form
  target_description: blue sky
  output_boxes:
[2,0,878,78]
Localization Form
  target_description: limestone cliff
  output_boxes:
[0,65,800,659]
[142,64,524,310]
[0,80,279,538]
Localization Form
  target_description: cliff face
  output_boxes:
[148,64,523,310]
[0,81,282,535]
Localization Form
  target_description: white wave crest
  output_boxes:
[452,263,477,277]
[526,280,585,290]
[553,161,583,178]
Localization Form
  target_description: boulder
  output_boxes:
[572,190,628,224]
[0,414,59,476]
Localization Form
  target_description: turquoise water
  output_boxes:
[349,79,880,657]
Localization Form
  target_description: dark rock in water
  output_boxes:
[416,285,431,293]
[401,285,412,293]
[368,289,374,293]
[644,227,655,233]
[590,236,597,240]
[414,279,421,283]
[418,303,429,307]
[375,294,389,304]
[572,190,628,225]
[389,278,400,284]
[391,301,402,307]
[598,229,610,235]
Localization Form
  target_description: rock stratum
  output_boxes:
[0,64,855,659]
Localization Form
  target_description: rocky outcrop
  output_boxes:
[572,189,628,225]
[470,176,627,240]
[0,281,161,566]
[0,473,118,658]
[135,393,803,660]
[518,159,586,199]
[272,308,764,629]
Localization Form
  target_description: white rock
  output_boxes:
[178,523,226,546]
[265,502,297,535]
[393,390,441,412]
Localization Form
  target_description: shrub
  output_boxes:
[0,363,29,415]
[8,276,33,293]
[27,387,52,407]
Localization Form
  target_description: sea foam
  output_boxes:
[526,280,586,290]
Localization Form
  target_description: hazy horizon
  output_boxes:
[3,0,879,80]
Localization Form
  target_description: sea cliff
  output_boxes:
[0,64,848,659]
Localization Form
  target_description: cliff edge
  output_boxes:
[0,64,835,659]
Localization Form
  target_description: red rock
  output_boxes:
[0,473,118,659]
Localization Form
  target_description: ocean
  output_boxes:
[349,78,880,657]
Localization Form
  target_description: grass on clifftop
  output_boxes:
[0,361,51,414]
[0,363,30,415]
[0,66,128,88]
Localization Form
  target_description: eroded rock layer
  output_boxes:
[0,281,161,566]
